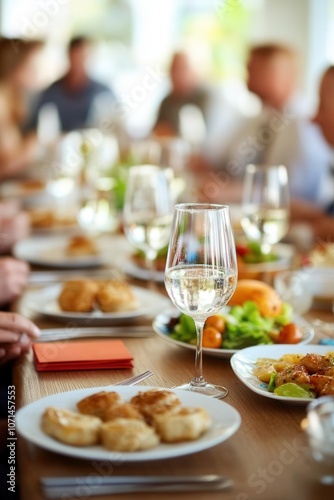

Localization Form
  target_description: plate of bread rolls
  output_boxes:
[22,279,171,324]
[16,386,241,461]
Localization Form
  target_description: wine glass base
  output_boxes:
[172,382,228,399]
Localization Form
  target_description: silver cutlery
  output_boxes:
[36,326,154,342]
[41,475,232,497]
[113,369,153,386]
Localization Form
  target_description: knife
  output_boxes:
[41,475,233,498]
[36,326,154,342]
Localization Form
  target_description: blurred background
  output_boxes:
[1,0,333,137]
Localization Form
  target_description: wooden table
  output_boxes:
[12,279,334,500]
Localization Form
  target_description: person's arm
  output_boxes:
[0,132,39,180]
[0,312,41,366]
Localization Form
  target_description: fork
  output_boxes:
[112,369,153,386]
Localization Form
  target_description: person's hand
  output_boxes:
[0,211,30,253]
[0,258,30,305]
[0,312,40,365]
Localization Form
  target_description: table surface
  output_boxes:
[12,250,334,500]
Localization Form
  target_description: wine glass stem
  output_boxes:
[145,250,158,291]
[191,320,206,387]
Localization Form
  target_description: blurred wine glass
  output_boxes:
[123,165,174,282]
[77,133,120,235]
[241,164,290,255]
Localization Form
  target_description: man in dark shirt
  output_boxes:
[154,51,209,137]
[29,37,115,131]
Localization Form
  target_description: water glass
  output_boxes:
[304,396,334,485]
[274,270,313,315]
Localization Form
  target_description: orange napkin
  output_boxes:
[32,339,133,372]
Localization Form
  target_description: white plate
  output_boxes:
[16,385,241,462]
[152,310,314,359]
[22,284,171,325]
[13,235,110,268]
[237,243,294,272]
[230,345,334,405]
[123,261,165,283]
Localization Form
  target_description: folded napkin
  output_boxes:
[32,339,133,372]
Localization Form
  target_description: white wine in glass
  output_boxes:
[241,164,290,254]
[123,165,174,277]
[165,204,238,398]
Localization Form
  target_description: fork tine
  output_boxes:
[112,370,153,386]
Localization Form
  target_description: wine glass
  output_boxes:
[241,164,290,255]
[77,133,120,235]
[164,204,238,398]
[123,165,174,281]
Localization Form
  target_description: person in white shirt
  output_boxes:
[291,66,334,240]
[200,44,331,207]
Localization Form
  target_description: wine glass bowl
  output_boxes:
[164,203,238,398]
[123,165,174,278]
[241,164,290,255]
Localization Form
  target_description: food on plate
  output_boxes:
[66,235,98,256]
[308,242,334,267]
[41,389,212,451]
[28,208,77,229]
[167,297,294,350]
[96,281,139,312]
[103,403,145,422]
[154,406,211,443]
[131,245,168,271]
[236,241,278,264]
[41,407,101,446]
[130,389,181,420]
[101,418,160,451]
[58,279,139,313]
[253,352,334,398]
[228,279,283,317]
[21,179,45,192]
[77,391,122,419]
[58,280,99,312]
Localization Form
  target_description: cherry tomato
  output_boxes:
[205,315,225,333]
[202,327,222,348]
[278,323,303,344]
[236,245,250,257]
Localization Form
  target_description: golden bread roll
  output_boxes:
[77,391,122,419]
[101,418,160,451]
[66,235,98,256]
[130,389,181,419]
[103,402,144,422]
[154,406,212,442]
[96,281,138,312]
[228,279,282,317]
[41,407,101,446]
[58,280,99,312]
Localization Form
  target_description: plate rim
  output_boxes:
[23,284,171,322]
[230,344,333,405]
[13,235,108,268]
[15,385,241,462]
[152,309,315,359]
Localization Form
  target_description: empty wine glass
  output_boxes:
[165,204,238,398]
[241,164,290,255]
[123,165,174,281]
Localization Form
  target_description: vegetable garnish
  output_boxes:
[167,300,294,350]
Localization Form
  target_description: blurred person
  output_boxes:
[0,258,30,306]
[153,51,210,137]
[28,36,116,132]
[204,43,330,207]
[290,66,334,241]
[0,38,41,179]
[0,201,30,254]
